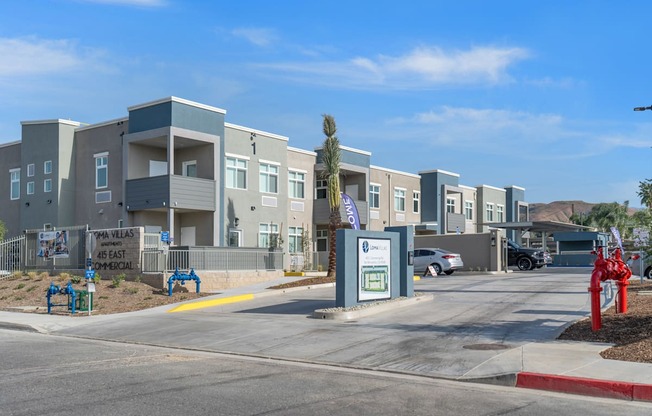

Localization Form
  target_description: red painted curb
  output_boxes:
[516,372,652,402]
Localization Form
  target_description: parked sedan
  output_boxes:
[414,248,464,276]
[629,254,651,280]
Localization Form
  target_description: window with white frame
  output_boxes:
[259,162,279,194]
[288,170,305,199]
[44,178,52,193]
[10,168,20,200]
[315,179,327,199]
[413,191,420,213]
[94,153,108,189]
[464,201,473,220]
[486,203,495,222]
[182,160,197,177]
[446,197,456,213]
[229,229,242,247]
[44,160,52,175]
[369,184,380,209]
[258,223,280,248]
[316,229,328,251]
[394,188,406,212]
[288,226,303,253]
[497,204,504,222]
[27,181,34,195]
[27,164,35,177]
[226,156,248,189]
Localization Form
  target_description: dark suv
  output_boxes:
[507,240,552,270]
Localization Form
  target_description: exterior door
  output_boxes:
[180,226,196,246]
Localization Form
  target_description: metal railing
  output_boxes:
[142,247,285,273]
[0,235,24,278]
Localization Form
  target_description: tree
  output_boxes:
[583,201,631,239]
[638,179,652,209]
[321,114,342,278]
[0,219,6,241]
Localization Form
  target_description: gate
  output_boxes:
[0,235,25,278]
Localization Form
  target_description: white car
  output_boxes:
[630,254,651,280]
[414,248,464,276]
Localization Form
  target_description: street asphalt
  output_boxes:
[1,267,652,403]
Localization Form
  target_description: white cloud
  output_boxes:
[259,45,529,89]
[231,28,278,47]
[0,37,107,77]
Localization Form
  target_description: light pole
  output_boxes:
[633,105,652,111]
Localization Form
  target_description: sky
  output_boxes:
[1,1,651,207]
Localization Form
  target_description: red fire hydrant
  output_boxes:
[589,247,632,331]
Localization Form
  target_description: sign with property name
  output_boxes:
[357,237,391,301]
[91,227,141,273]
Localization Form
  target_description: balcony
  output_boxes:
[126,175,216,211]
[313,198,368,226]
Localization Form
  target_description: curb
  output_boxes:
[312,293,434,320]
[516,372,652,402]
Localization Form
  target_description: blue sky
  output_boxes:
[1,1,651,207]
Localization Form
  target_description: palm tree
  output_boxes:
[638,179,652,209]
[585,201,631,239]
[321,114,341,277]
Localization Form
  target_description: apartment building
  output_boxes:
[1,96,529,261]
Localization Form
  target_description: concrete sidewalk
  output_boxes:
[1,271,652,403]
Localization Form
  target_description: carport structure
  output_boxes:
[488,220,594,249]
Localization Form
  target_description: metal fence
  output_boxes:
[23,225,88,271]
[142,247,284,273]
[0,235,24,278]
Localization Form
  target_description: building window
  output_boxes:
[258,223,280,248]
[27,164,35,177]
[96,190,111,203]
[288,170,305,199]
[95,153,108,189]
[226,156,247,190]
[229,229,242,247]
[369,184,380,209]
[44,179,52,193]
[413,191,420,214]
[10,168,20,200]
[316,179,327,199]
[497,205,504,222]
[394,188,406,212]
[464,201,473,220]
[259,163,279,194]
[182,160,197,177]
[486,203,495,222]
[27,181,34,195]
[316,229,328,251]
[44,160,52,175]
[288,226,303,254]
[446,197,455,213]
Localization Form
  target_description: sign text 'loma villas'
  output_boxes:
[92,228,138,271]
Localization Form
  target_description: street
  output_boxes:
[2,330,651,416]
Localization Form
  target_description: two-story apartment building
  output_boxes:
[1,96,529,266]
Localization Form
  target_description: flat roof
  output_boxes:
[487,221,595,233]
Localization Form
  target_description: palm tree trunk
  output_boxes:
[327,210,341,277]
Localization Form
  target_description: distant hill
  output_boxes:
[529,201,637,223]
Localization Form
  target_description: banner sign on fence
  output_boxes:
[38,230,69,259]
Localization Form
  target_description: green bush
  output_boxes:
[111,274,125,287]
[93,273,101,284]
[70,275,82,284]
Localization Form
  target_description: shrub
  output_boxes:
[134,275,142,283]
[14,283,25,290]
[27,272,38,280]
[59,272,71,282]
[11,271,23,279]
[93,273,101,284]
[111,274,125,287]
[26,285,38,293]
[124,287,139,294]
[70,275,82,284]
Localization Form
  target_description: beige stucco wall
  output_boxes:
[369,166,421,231]
[415,230,503,272]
